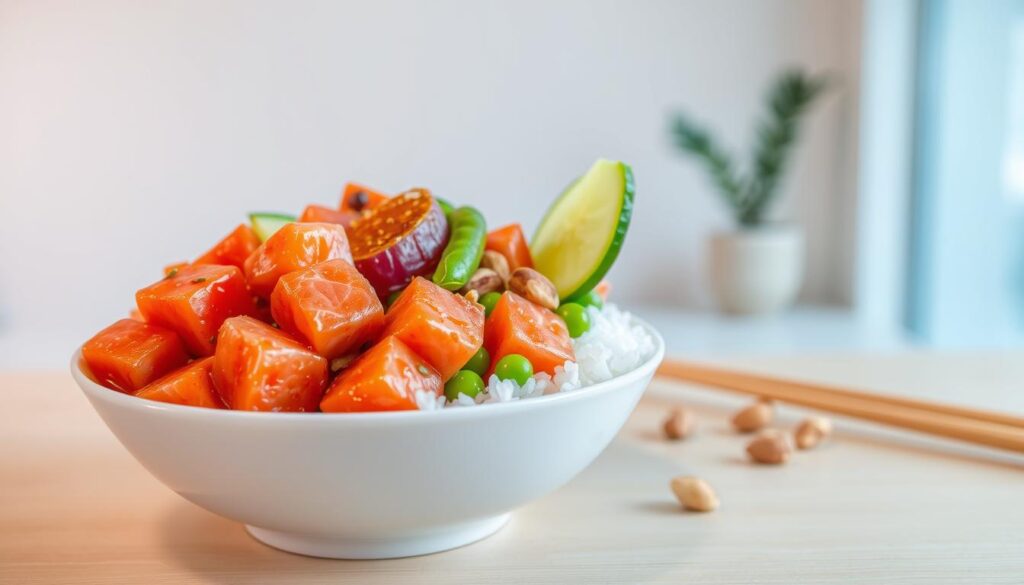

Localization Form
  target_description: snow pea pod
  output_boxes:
[432,206,487,291]
[435,196,455,215]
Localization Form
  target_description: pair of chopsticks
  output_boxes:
[656,359,1024,454]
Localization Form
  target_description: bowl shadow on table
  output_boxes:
[156,441,707,584]
[157,500,341,582]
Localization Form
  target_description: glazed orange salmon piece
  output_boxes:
[484,291,574,377]
[339,182,389,213]
[82,319,189,393]
[212,316,328,412]
[193,224,261,270]
[163,262,189,278]
[486,223,534,271]
[380,277,484,380]
[135,357,224,409]
[271,259,385,360]
[136,264,255,356]
[320,336,442,412]
[243,222,353,298]
[298,205,360,228]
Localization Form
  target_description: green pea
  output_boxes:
[462,346,490,377]
[432,206,487,291]
[385,290,403,309]
[444,370,485,402]
[556,302,591,338]
[573,289,604,309]
[479,292,501,317]
[494,354,533,385]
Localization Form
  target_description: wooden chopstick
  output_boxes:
[656,359,1024,454]
[659,360,1024,428]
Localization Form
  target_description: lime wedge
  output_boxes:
[530,159,634,301]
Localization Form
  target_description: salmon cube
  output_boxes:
[339,182,388,213]
[243,222,353,298]
[163,262,188,278]
[136,264,255,356]
[380,277,484,380]
[82,319,189,393]
[135,357,224,409]
[320,336,441,412]
[194,224,261,269]
[485,224,534,271]
[271,259,385,359]
[212,316,328,412]
[484,291,574,377]
[298,204,360,228]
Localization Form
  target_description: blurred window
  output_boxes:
[907,0,1024,346]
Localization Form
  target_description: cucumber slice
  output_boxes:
[530,159,634,301]
[249,212,296,242]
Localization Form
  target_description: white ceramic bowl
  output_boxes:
[71,319,664,559]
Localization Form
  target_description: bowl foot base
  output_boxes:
[245,513,511,559]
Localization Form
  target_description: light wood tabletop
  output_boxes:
[3,351,1023,584]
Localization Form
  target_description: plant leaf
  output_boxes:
[670,114,744,211]
[745,70,828,224]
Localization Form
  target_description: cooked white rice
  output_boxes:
[433,303,654,409]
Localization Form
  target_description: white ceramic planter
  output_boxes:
[708,225,804,315]
[70,320,664,559]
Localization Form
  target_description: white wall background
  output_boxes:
[0,0,862,366]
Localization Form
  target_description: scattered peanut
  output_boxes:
[745,430,792,464]
[507,267,559,310]
[460,267,503,296]
[731,399,773,433]
[662,407,695,440]
[463,289,480,304]
[794,416,833,450]
[480,250,511,284]
[670,476,719,512]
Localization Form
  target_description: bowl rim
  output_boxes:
[71,316,665,427]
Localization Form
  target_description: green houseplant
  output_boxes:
[670,69,828,314]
